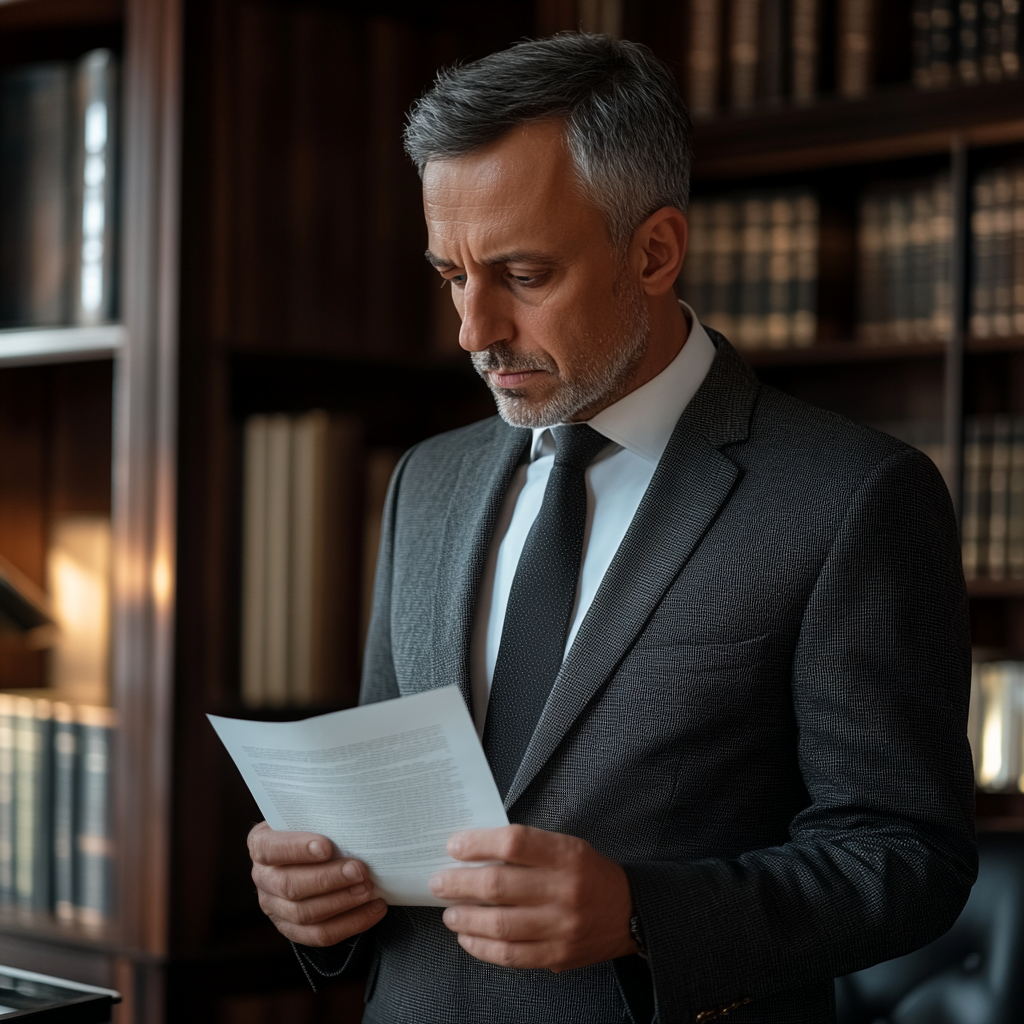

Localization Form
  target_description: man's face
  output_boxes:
[422,120,650,427]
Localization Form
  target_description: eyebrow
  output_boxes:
[424,249,559,269]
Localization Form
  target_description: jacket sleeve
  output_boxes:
[292,445,416,984]
[621,447,978,1021]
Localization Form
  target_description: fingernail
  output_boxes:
[429,874,444,895]
[442,908,457,927]
[308,841,326,859]
[342,861,363,882]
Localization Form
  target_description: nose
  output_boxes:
[458,277,513,353]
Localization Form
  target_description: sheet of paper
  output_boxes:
[208,685,508,906]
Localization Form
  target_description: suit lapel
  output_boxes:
[503,337,760,808]
[430,420,531,713]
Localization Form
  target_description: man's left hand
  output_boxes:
[429,824,638,972]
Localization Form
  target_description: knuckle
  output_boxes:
[278,871,301,902]
[504,824,528,857]
[481,869,505,903]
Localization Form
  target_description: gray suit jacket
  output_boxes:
[296,333,977,1023]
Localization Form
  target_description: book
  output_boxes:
[791,0,820,103]
[1014,165,1024,335]
[766,196,794,347]
[0,62,70,328]
[958,0,982,83]
[1002,0,1021,77]
[52,702,77,922]
[687,0,723,119]
[987,414,1012,578]
[0,695,13,905]
[75,703,115,927]
[14,697,53,912]
[962,417,992,578]
[263,414,292,708]
[792,192,820,345]
[69,50,118,326]
[1007,416,1024,577]
[737,194,769,347]
[886,189,913,342]
[708,198,740,341]
[680,199,711,324]
[758,0,787,105]
[981,0,1005,80]
[991,167,1015,338]
[837,0,876,98]
[929,0,957,88]
[931,174,955,341]
[729,0,761,111]
[971,173,996,338]
[241,415,269,708]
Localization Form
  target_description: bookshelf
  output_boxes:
[1,1,1024,1022]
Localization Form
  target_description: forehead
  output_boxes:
[421,121,604,256]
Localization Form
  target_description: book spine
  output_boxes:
[971,173,995,338]
[70,50,118,326]
[709,198,739,341]
[679,200,710,321]
[914,0,936,86]
[738,194,768,347]
[0,62,71,328]
[0,696,13,905]
[962,417,984,578]
[857,192,885,342]
[887,190,913,342]
[988,414,1012,578]
[1003,0,1021,78]
[729,0,761,111]
[792,192,819,346]
[758,0,787,105]
[932,174,955,342]
[766,195,794,348]
[241,415,269,708]
[992,167,1015,337]
[982,0,1005,80]
[75,705,115,927]
[1008,415,1024,577]
[958,0,982,83]
[263,415,292,708]
[908,183,935,342]
[14,698,53,912]
[791,0,819,103]
[837,0,876,98]
[52,702,77,922]
[688,0,723,119]
[929,0,956,88]
[1014,165,1024,336]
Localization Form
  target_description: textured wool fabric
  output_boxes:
[294,332,977,1024]
[483,424,611,798]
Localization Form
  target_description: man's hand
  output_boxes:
[429,824,637,971]
[248,821,386,946]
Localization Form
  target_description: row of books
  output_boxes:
[241,411,402,708]
[970,660,1024,792]
[686,0,883,117]
[914,0,1021,91]
[0,50,117,330]
[679,189,819,350]
[857,174,954,345]
[0,695,115,925]
[970,163,1024,339]
[962,416,1024,580]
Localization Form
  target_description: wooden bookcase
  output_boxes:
[1,2,1023,1022]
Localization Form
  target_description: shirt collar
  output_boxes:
[529,302,717,465]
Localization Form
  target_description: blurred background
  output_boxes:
[0,0,1023,1021]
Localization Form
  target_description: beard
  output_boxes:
[470,283,651,429]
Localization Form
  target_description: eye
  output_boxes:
[447,273,467,288]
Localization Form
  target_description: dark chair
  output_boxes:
[835,833,1024,1024]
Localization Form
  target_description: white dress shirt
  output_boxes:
[469,303,717,734]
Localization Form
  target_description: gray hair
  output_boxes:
[403,33,692,248]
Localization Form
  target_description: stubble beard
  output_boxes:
[471,285,651,429]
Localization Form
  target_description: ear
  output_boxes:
[633,206,688,297]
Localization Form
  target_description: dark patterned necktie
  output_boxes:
[482,424,610,799]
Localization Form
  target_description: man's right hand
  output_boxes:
[248,821,387,946]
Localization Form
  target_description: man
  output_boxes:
[247,34,976,1023]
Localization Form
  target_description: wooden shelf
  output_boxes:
[967,579,1024,598]
[965,334,1024,355]
[0,907,118,954]
[692,79,1024,180]
[740,340,947,367]
[0,325,124,367]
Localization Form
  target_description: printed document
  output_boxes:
[208,686,508,906]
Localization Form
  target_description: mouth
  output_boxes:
[489,369,545,389]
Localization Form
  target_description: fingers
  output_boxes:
[259,876,377,927]
[441,904,554,943]
[430,863,549,905]
[247,821,335,866]
[446,824,578,867]
[268,898,388,947]
[253,853,367,903]
[454,934,560,971]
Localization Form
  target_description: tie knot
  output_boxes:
[551,424,609,470]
